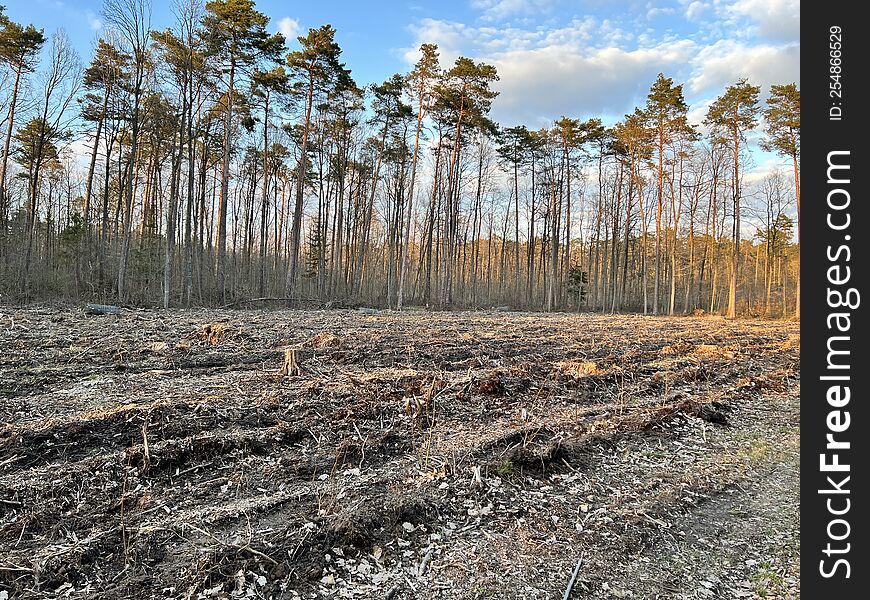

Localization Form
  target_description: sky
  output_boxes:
[6,0,799,172]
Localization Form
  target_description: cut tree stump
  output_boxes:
[280,348,301,376]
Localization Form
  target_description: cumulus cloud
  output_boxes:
[729,0,799,42]
[688,39,799,96]
[683,1,710,20]
[404,17,698,125]
[403,17,574,68]
[491,40,696,124]
[686,96,715,130]
[277,17,300,41]
[404,19,468,65]
[646,4,676,20]
[401,1,799,126]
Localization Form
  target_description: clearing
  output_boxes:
[0,308,800,599]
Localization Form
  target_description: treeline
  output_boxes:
[0,0,800,316]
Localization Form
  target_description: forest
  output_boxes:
[0,0,799,317]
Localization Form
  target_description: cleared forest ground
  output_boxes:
[0,308,800,599]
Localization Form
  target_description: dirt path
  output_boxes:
[0,308,799,599]
[588,394,800,600]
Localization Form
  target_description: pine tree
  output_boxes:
[497,125,532,302]
[103,0,152,302]
[0,14,45,227]
[762,83,800,317]
[398,43,440,309]
[251,66,289,296]
[285,25,352,296]
[203,0,284,303]
[705,79,761,318]
[80,39,127,229]
[433,57,499,305]
[642,73,691,315]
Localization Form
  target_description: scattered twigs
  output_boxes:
[640,511,668,528]
[0,454,20,469]
[471,465,483,488]
[120,452,133,566]
[184,522,278,565]
[109,564,130,583]
[0,563,34,573]
[173,461,213,478]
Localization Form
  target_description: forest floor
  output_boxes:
[0,307,800,600]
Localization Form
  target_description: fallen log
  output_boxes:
[84,303,121,315]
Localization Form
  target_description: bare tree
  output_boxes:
[19,30,81,297]
[103,0,152,302]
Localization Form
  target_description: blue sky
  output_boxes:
[7,0,799,157]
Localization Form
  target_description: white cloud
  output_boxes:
[683,1,710,20]
[471,0,555,22]
[404,17,594,66]
[646,5,676,19]
[402,2,799,126]
[403,19,469,66]
[688,39,799,96]
[277,17,300,41]
[744,156,789,186]
[405,17,697,124]
[85,10,103,31]
[729,0,799,42]
[491,40,696,124]
[686,96,714,131]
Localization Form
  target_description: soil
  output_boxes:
[0,307,800,599]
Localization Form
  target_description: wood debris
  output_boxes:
[0,308,799,599]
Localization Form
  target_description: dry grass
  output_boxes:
[556,359,600,377]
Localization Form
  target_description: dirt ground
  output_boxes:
[0,307,800,599]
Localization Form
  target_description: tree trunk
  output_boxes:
[83,88,109,229]
[258,90,271,297]
[0,63,23,228]
[727,122,740,319]
[118,83,142,303]
[216,59,235,304]
[164,82,186,309]
[287,74,315,296]
[654,125,663,315]
[398,77,427,310]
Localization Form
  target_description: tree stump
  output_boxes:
[281,348,301,377]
